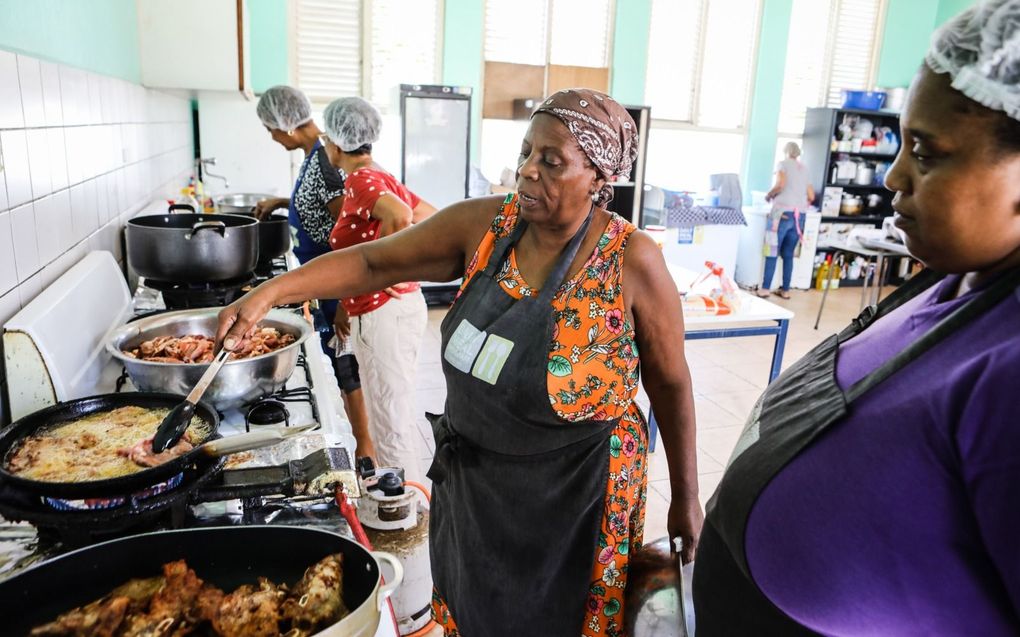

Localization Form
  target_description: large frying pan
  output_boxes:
[0,393,222,499]
[0,526,402,637]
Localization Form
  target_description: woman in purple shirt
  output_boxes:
[694,2,1020,635]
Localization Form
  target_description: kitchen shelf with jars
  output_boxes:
[802,106,901,225]
[801,106,912,286]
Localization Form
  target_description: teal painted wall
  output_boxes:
[0,0,140,82]
[610,0,652,105]
[249,0,290,93]
[875,0,938,88]
[441,0,485,162]
[875,0,974,89]
[742,0,794,199]
[935,0,976,28]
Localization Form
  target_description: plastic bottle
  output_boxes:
[815,255,832,290]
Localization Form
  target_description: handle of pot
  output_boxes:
[168,203,196,214]
[371,551,404,611]
[200,423,319,456]
[188,220,227,238]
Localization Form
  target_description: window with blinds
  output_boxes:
[549,0,613,67]
[367,0,442,110]
[484,0,613,67]
[293,0,362,104]
[293,0,441,112]
[776,0,886,137]
[644,0,762,129]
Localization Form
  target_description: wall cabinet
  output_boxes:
[138,0,251,93]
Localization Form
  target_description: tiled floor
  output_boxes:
[410,284,893,545]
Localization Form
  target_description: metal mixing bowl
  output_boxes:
[106,308,313,410]
[213,193,275,214]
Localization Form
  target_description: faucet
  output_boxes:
[197,157,230,190]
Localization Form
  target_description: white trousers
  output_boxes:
[351,289,428,483]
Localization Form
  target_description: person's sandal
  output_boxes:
[777,290,792,300]
[756,289,772,298]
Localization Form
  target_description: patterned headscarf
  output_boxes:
[532,88,638,206]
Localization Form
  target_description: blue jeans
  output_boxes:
[762,213,804,291]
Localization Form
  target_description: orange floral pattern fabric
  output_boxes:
[433,195,649,636]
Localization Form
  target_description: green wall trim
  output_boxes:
[742,0,794,199]
[610,0,652,105]
[441,0,485,163]
[0,0,140,82]
[249,0,290,93]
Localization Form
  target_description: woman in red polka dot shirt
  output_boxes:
[320,96,436,482]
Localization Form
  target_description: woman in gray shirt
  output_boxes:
[759,142,815,299]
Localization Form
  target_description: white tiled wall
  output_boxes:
[0,49,195,421]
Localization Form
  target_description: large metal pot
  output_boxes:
[214,192,275,214]
[237,211,292,263]
[624,537,695,637]
[106,308,313,410]
[0,526,403,637]
[126,208,259,283]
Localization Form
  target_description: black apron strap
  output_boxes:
[481,217,529,278]
[535,206,594,306]
[846,267,1020,403]
[839,268,946,339]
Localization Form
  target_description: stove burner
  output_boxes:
[0,458,225,548]
[254,256,288,280]
[246,399,291,429]
[145,273,255,309]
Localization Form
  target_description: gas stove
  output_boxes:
[0,246,399,636]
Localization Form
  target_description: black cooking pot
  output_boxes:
[126,204,259,282]
[238,211,292,263]
[0,526,402,636]
[0,392,221,499]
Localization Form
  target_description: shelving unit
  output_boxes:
[820,215,884,223]
[605,105,650,226]
[802,107,901,227]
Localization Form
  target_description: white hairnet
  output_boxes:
[926,0,1020,121]
[256,85,314,131]
[323,97,382,152]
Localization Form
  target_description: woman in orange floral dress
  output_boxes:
[217,89,702,636]
[430,194,658,636]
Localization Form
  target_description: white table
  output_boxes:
[647,266,794,450]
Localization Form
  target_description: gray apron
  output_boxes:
[427,206,617,636]
[693,266,1020,635]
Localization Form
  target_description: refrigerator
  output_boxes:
[400,84,472,303]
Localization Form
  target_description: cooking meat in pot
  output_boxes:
[5,406,209,482]
[123,327,295,364]
[29,555,349,636]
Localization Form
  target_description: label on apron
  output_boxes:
[444,319,515,384]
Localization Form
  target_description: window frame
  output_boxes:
[644,0,765,133]
[775,0,889,138]
[482,0,617,91]
[289,0,446,108]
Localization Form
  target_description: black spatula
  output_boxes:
[152,347,231,453]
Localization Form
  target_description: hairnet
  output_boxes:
[323,97,382,152]
[926,0,1020,121]
[256,85,314,132]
